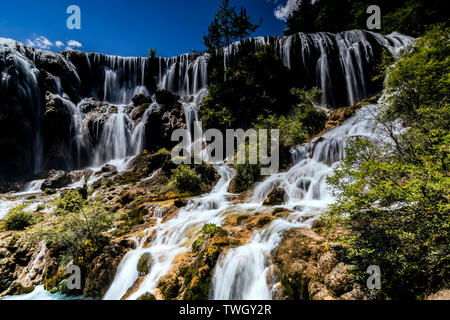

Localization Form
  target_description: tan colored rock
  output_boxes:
[426,289,450,300]
[340,284,368,300]
[318,251,338,275]
[308,282,335,300]
[325,262,354,296]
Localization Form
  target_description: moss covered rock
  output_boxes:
[137,252,153,276]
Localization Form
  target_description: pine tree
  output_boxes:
[203,0,261,52]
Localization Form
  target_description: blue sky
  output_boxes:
[0,0,297,57]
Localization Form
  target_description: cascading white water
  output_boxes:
[158,54,208,96]
[104,164,236,300]
[0,31,414,301]
[210,104,382,300]
[0,38,43,173]
[91,54,149,105]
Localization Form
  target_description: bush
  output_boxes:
[55,190,85,213]
[2,205,34,231]
[234,163,262,193]
[327,27,450,299]
[42,199,114,266]
[200,45,297,132]
[170,165,203,192]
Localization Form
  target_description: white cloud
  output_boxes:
[274,0,316,21]
[25,36,53,49]
[24,36,83,51]
[65,40,83,50]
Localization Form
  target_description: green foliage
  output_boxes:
[285,0,449,37]
[170,165,203,192]
[55,190,85,213]
[2,205,34,231]
[327,27,450,299]
[252,87,327,167]
[373,48,395,83]
[41,199,114,266]
[234,162,262,193]
[383,25,450,123]
[192,235,205,252]
[200,45,297,131]
[201,223,227,236]
[203,0,261,52]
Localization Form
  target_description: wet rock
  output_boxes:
[137,253,153,276]
[0,182,23,194]
[154,89,179,110]
[258,216,273,227]
[83,242,126,299]
[98,164,118,176]
[174,199,188,208]
[144,107,185,153]
[128,149,171,176]
[1,282,35,296]
[41,169,71,190]
[264,187,286,205]
[130,103,151,121]
[132,94,152,107]
[137,292,157,300]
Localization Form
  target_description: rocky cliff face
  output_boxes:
[0,31,412,182]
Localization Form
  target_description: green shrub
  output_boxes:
[200,45,297,132]
[2,205,34,230]
[327,27,450,299]
[170,165,203,192]
[55,190,85,213]
[42,200,114,266]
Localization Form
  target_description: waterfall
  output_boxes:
[158,54,208,96]
[0,31,412,178]
[222,31,413,107]
[0,31,414,300]
[0,39,43,174]
[104,164,236,300]
[90,54,149,105]
[210,104,382,300]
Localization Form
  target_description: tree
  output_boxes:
[326,26,450,299]
[203,0,261,52]
[284,0,449,37]
[148,48,158,59]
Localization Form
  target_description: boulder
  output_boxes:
[137,253,153,276]
[99,164,118,174]
[264,187,286,205]
[325,262,354,296]
[137,292,157,300]
[132,94,152,107]
[154,90,179,110]
[41,170,71,190]
[83,242,126,299]
[275,228,367,300]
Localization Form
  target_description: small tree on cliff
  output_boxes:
[203,0,261,52]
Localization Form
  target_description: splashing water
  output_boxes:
[210,104,382,300]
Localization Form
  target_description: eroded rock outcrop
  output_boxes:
[274,228,369,300]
